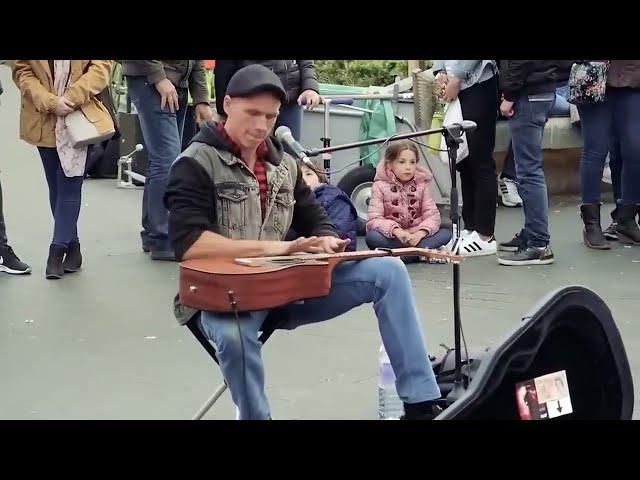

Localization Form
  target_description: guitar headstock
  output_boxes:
[377,247,462,264]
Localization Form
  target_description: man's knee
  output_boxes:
[201,318,253,359]
[364,256,409,288]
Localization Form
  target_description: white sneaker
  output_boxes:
[499,178,523,207]
[458,231,497,257]
[445,228,470,252]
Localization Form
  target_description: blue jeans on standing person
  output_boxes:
[577,87,640,205]
[509,92,555,248]
[502,82,570,180]
[275,102,303,141]
[199,256,441,420]
[37,147,85,246]
[550,82,570,117]
[127,77,188,252]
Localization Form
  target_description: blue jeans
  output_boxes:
[199,257,441,419]
[608,145,622,204]
[577,87,640,204]
[365,228,452,251]
[37,147,86,246]
[127,77,188,250]
[550,82,570,117]
[0,175,7,248]
[275,103,303,141]
[509,92,555,248]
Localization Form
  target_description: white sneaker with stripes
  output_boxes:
[445,228,471,252]
[499,178,523,207]
[458,231,497,257]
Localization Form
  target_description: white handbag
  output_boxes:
[439,98,469,165]
[65,107,115,148]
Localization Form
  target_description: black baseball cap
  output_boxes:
[226,64,287,103]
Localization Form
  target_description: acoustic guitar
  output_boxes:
[179,247,461,313]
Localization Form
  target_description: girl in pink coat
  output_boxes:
[366,141,451,260]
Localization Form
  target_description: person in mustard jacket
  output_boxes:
[13,60,114,279]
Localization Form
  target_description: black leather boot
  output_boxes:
[63,241,82,273]
[616,204,640,245]
[580,204,610,249]
[46,244,66,279]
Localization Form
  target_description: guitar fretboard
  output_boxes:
[235,247,458,265]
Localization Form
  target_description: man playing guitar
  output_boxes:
[165,64,443,420]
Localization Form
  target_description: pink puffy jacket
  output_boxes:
[366,161,441,238]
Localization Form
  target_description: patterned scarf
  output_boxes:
[53,60,88,177]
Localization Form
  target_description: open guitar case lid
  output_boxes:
[436,286,634,420]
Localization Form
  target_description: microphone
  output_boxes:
[443,120,477,132]
[274,126,315,168]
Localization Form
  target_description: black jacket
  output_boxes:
[499,60,560,101]
[164,122,338,260]
[556,60,575,83]
[214,60,319,116]
[122,60,210,105]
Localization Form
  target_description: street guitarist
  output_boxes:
[165,64,443,420]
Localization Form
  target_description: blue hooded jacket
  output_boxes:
[313,184,358,251]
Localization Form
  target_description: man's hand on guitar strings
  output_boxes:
[285,236,350,255]
[318,236,349,253]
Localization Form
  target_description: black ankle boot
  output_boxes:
[63,241,82,273]
[616,204,640,245]
[580,204,610,249]
[400,400,444,420]
[46,244,66,279]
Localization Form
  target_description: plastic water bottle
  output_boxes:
[378,345,404,419]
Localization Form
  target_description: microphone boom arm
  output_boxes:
[304,123,472,157]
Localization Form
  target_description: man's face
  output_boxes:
[223,93,281,150]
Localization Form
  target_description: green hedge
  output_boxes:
[314,60,432,87]
[314,60,406,87]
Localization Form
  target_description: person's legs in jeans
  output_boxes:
[201,257,441,419]
[500,141,517,180]
[457,76,499,238]
[37,147,84,247]
[609,137,622,205]
[509,93,554,248]
[418,228,452,249]
[274,102,303,141]
[366,228,452,263]
[0,175,7,248]
[614,88,640,206]
[550,82,571,117]
[0,174,31,274]
[365,229,403,249]
[577,98,613,204]
[128,77,188,252]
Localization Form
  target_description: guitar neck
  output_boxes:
[236,247,460,265]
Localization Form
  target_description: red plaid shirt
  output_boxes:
[215,123,269,218]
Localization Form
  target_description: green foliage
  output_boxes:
[315,60,409,87]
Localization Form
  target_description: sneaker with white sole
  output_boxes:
[499,178,523,207]
[498,232,527,252]
[0,245,32,275]
[444,228,470,252]
[458,231,497,257]
[498,245,555,266]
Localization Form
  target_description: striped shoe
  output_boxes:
[458,231,497,257]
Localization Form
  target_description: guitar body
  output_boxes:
[179,248,460,313]
[180,257,337,313]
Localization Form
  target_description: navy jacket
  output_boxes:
[314,184,358,251]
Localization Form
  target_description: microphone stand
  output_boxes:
[306,123,471,401]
